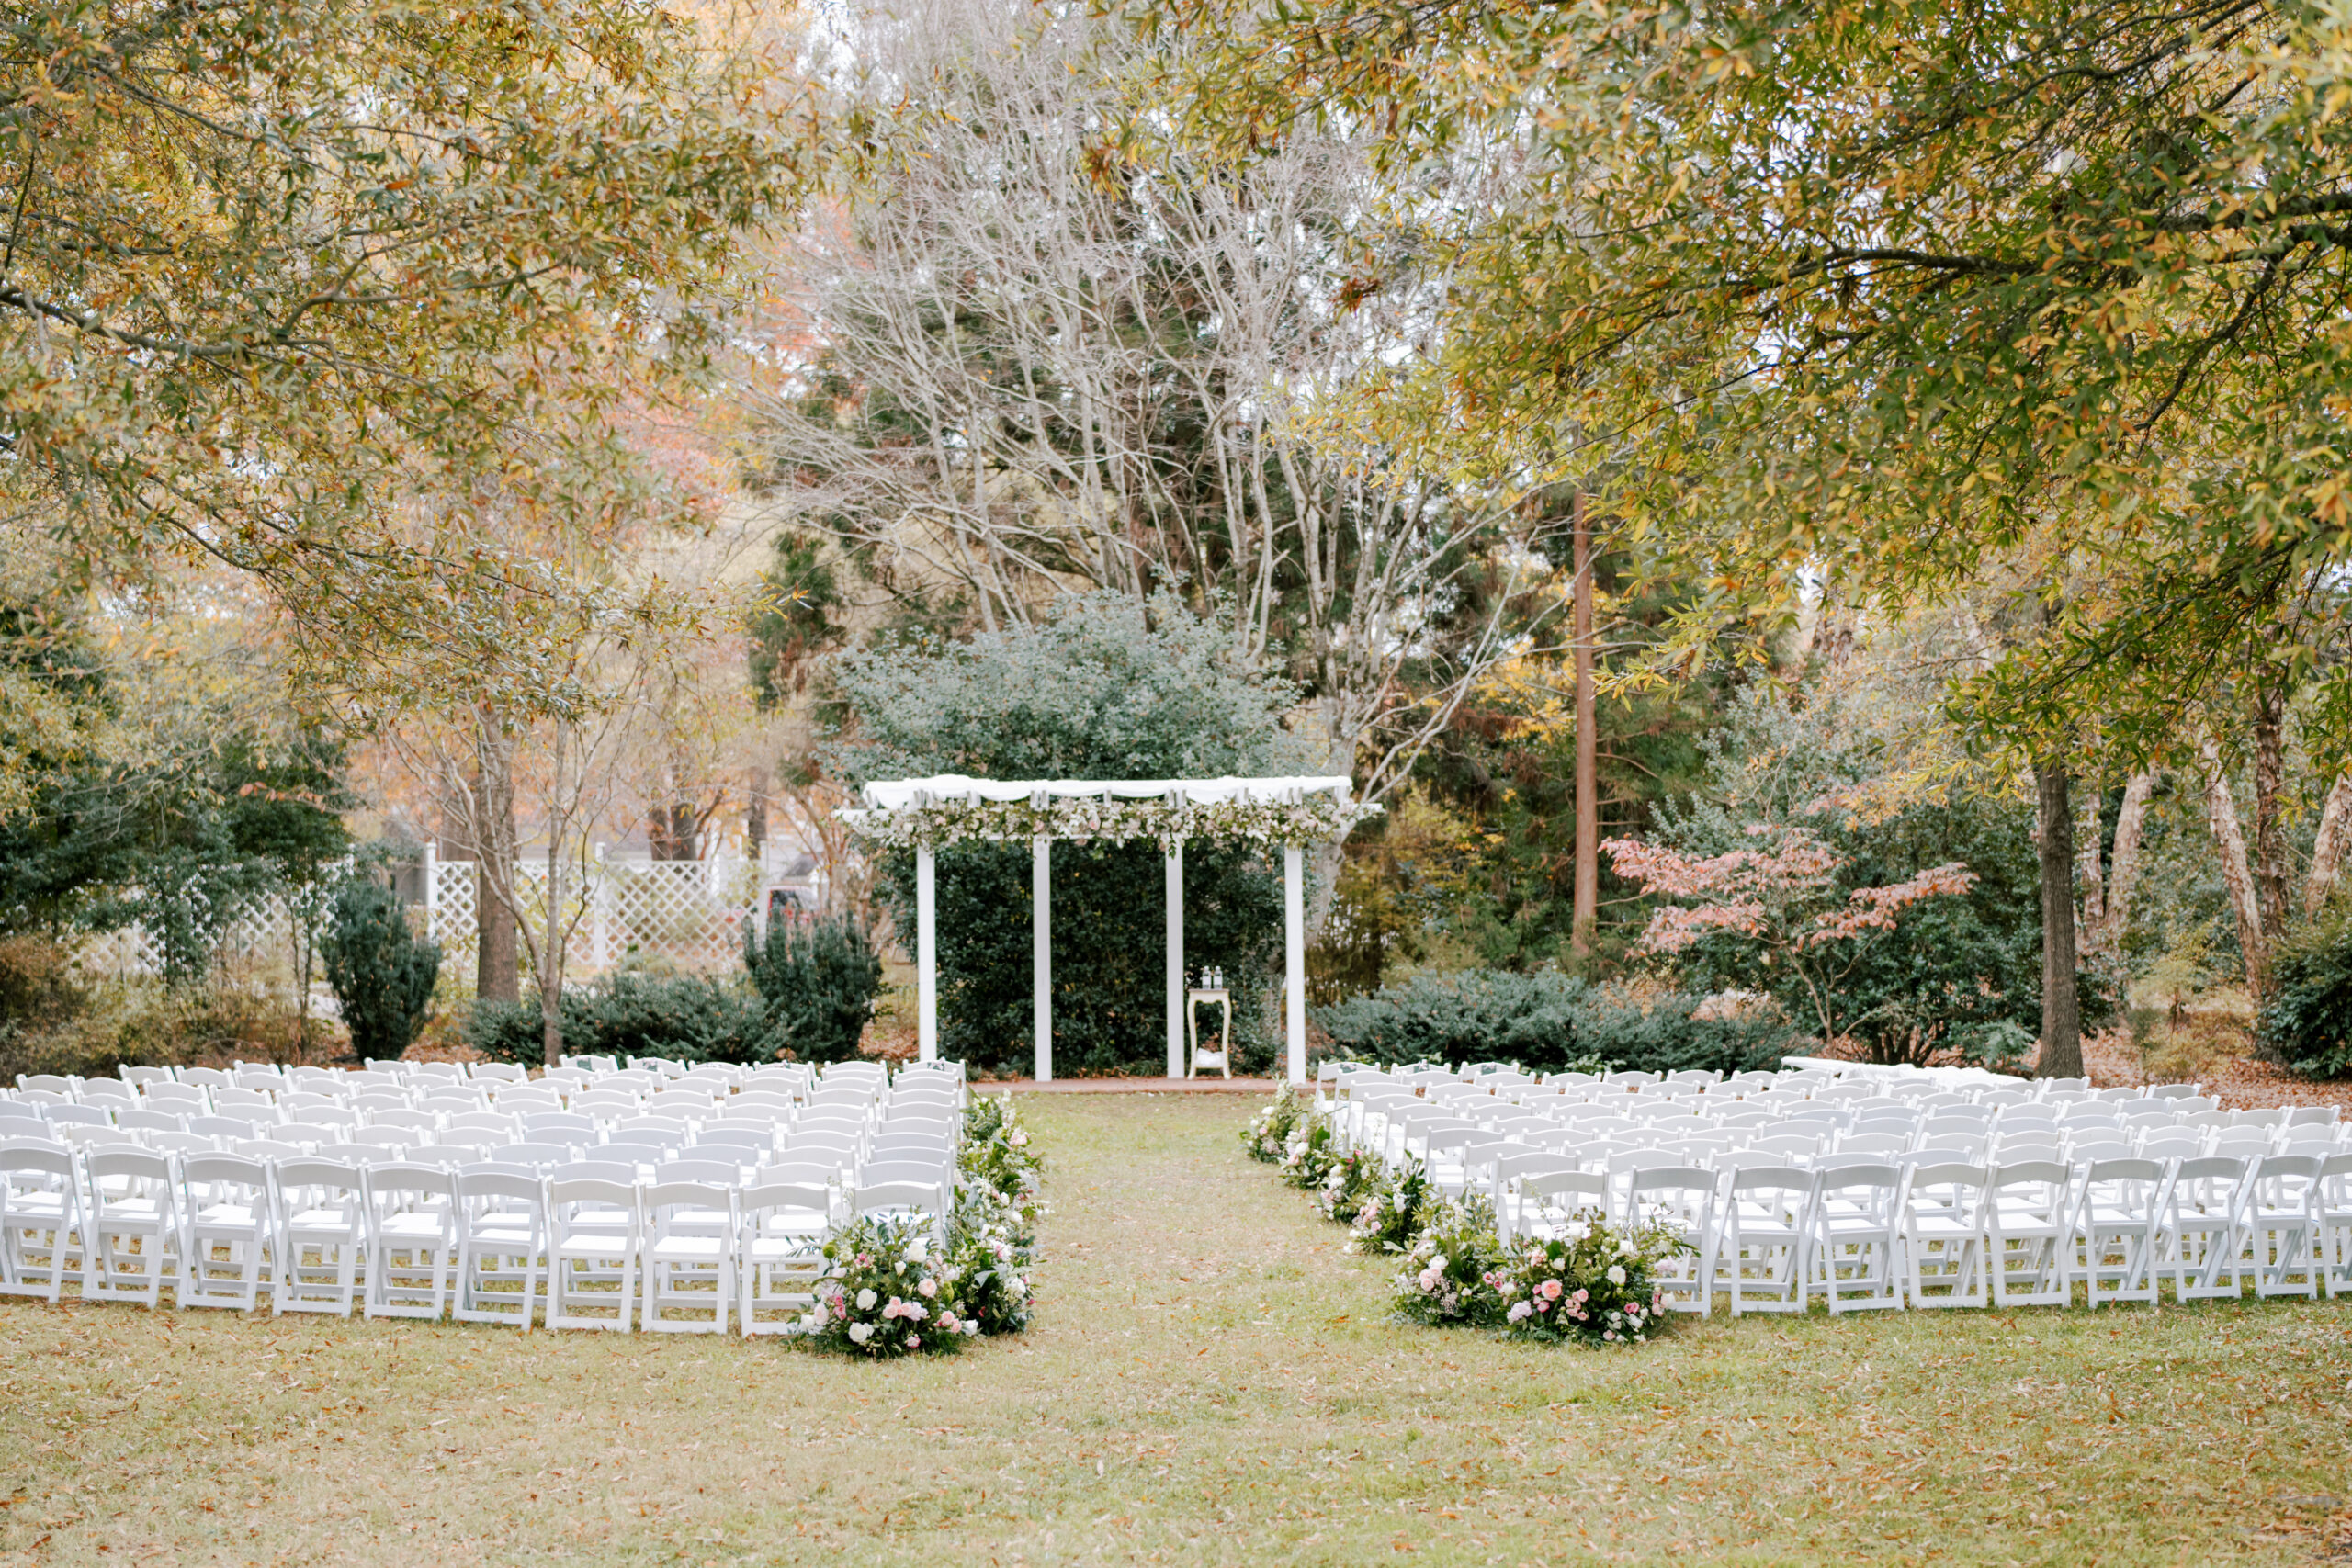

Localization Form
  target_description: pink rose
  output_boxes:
[1540,1280,1563,1301]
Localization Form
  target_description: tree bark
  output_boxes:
[1570,489,1598,960]
[2036,763,2083,1078]
[2306,773,2352,916]
[2251,686,2291,940]
[473,726,520,1007]
[2075,784,2106,950]
[2102,771,2156,950]
[2199,734,2270,1005]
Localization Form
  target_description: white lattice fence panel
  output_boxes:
[433,853,755,982]
[71,893,298,978]
[427,856,480,973]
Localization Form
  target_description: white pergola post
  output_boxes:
[916,844,937,1062]
[1165,840,1185,1079]
[1033,836,1053,1083]
[1283,845,1306,1084]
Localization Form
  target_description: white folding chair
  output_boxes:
[739,1179,832,1336]
[547,1176,641,1331]
[2245,1154,2324,1300]
[2076,1157,2165,1308]
[1622,1166,1715,1314]
[1721,1166,1814,1316]
[640,1180,735,1334]
[1,1142,85,1297]
[452,1168,548,1329]
[81,1148,181,1308]
[854,1179,947,1240]
[1903,1163,1988,1308]
[1809,1162,1905,1313]
[179,1155,276,1311]
[2319,1152,2352,1299]
[361,1164,458,1320]
[2155,1156,2251,1303]
[272,1158,368,1317]
[1492,1153,1584,1240]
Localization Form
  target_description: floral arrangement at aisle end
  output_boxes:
[798,1091,1041,1358]
[1239,1086,1689,1349]
[1484,1216,1690,1346]
[1240,1086,1306,1163]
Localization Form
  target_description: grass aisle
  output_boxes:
[2,1095,2349,1565]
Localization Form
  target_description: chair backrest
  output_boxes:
[548,1177,640,1221]
[523,1113,597,1139]
[143,1083,207,1110]
[116,1109,185,1134]
[187,1115,261,1140]
[2136,1131,2205,1160]
[2286,1105,2341,1127]
[179,1067,232,1089]
[456,1167,544,1205]
[182,1153,268,1190]
[643,1180,734,1225]
[468,1063,529,1085]
[854,1179,945,1216]
[79,1078,135,1102]
[482,1143,574,1168]
[2082,1157,2166,1198]
[692,1126,773,1153]
[43,1103,113,1127]
[365,1162,457,1202]
[368,1110,438,1134]
[861,1157,950,1187]
[213,1087,278,1114]
[277,1156,365,1190]
[85,1146,174,1184]
[349,1128,409,1150]
[740,1180,831,1219]
[659,1158,743,1185]
[550,1159,639,1186]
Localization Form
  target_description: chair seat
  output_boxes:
[377,1215,450,1242]
[555,1237,635,1260]
[193,1203,258,1227]
[745,1236,821,1264]
[649,1237,727,1263]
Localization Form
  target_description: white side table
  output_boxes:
[1186,987,1232,1078]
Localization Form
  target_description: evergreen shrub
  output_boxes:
[321,871,440,1060]
[744,913,885,1065]
[466,974,774,1066]
[1314,970,1791,1075]
[2258,909,2352,1078]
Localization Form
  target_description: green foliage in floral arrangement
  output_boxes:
[1390,1197,1509,1326]
[960,1093,1044,1219]
[1277,1118,1341,1190]
[942,1180,1035,1336]
[802,1215,978,1357]
[1486,1214,1692,1346]
[1346,1159,1435,1257]
[1312,1145,1385,1224]
[1239,1087,1306,1162]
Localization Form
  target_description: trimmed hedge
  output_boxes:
[1314,970,1792,1076]
[466,974,774,1066]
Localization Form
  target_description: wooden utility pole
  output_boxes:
[1571,490,1599,960]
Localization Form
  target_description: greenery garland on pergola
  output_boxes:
[842,776,1377,1081]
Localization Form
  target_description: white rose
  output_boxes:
[906,1238,929,1262]
[1606,1266,1626,1286]
[847,1323,872,1345]
[855,1288,877,1311]
[918,1279,937,1299]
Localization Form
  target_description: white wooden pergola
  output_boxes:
[840,775,1376,1083]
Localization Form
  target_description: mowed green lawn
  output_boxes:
[3,1096,2349,1567]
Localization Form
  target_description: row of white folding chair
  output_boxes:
[2,1144,950,1333]
[1495,1151,2352,1314]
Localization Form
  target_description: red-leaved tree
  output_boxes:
[1603,827,1976,1049]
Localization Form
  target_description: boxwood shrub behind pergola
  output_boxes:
[841,775,1377,1082]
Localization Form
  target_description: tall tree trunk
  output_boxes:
[1570,489,1598,960]
[2036,763,2083,1078]
[2101,771,2156,950]
[541,725,570,1070]
[747,767,769,861]
[474,726,519,1007]
[2075,784,2107,951]
[2199,735,2271,1008]
[2306,773,2352,916]
[2251,686,2290,941]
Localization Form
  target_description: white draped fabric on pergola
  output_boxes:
[839,776,1379,1083]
